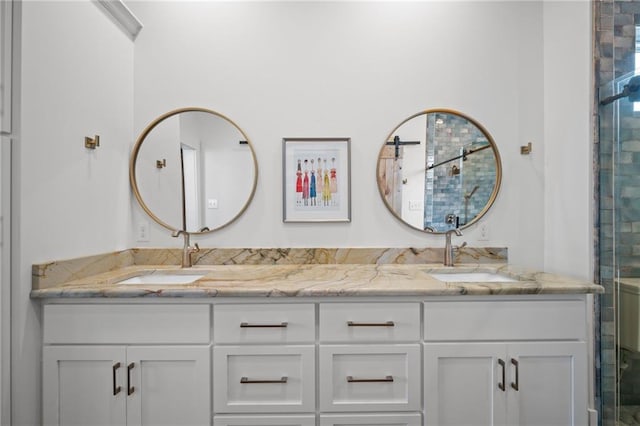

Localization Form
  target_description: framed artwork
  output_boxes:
[282,137,351,223]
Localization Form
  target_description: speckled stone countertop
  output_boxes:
[31,260,604,299]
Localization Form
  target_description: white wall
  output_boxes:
[0,136,10,426]
[9,2,593,423]
[543,1,593,280]
[0,1,12,423]
[12,1,134,424]
[130,1,558,271]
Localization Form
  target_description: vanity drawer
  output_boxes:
[214,415,315,426]
[318,344,421,412]
[214,304,315,344]
[213,345,315,413]
[423,299,586,341]
[43,304,210,344]
[319,303,420,342]
[320,413,422,426]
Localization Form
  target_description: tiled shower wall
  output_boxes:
[595,0,640,423]
[427,113,495,230]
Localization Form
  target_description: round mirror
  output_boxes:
[377,109,501,233]
[130,107,258,234]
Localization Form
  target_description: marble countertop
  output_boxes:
[30,263,604,299]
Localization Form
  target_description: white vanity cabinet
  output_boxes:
[423,299,589,426]
[213,304,316,424]
[318,302,422,418]
[39,294,594,426]
[42,305,211,426]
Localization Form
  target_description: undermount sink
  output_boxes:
[116,273,206,285]
[429,272,517,283]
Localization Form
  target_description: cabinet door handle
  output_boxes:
[498,359,506,391]
[240,376,288,384]
[347,375,394,383]
[511,358,519,391]
[112,362,121,396]
[347,321,395,327]
[127,362,135,395]
[240,322,288,328]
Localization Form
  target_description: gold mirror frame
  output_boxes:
[129,107,259,234]
[376,108,502,234]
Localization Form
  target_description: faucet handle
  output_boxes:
[456,241,468,250]
[191,243,200,253]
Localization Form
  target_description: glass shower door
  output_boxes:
[599,72,640,426]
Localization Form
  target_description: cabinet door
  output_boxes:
[43,346,127,426]
[126,346,211,426]
[424,343,507,426]
[506,342,587,426]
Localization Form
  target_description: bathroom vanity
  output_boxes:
[31,251,603,426]
[29,105,601,426]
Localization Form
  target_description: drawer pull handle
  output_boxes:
[511,358,519,391]
[112,362,121,396]
[498,359,506,391]
[240,322,288,328]
[347,375,394,383]
[127,362,135,395]
[240,376,288,384]
[347,321,395,327]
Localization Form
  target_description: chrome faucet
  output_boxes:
[171,230,200,268]
[444,228,466,267]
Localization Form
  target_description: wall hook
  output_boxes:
[156,159,166,169]
[84,135,100,149]
[520,142,532,155]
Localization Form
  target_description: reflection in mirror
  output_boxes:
[130,108,258,234]
[377,109,501,233]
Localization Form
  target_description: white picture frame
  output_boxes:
[282,137,351,223]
